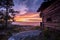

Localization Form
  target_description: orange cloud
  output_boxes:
[14,12,42,22]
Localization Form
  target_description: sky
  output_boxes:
[13,0,44,13]
[12,0,43,26]
[14,12,42,22]
[12,12,42,26]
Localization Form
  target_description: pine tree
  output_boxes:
[0,0,14,39]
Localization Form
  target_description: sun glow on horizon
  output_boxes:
[14,12,42,22]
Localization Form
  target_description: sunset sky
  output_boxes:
[12,0,43,26]
[12,12,42,26]
[14,12,42,22]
